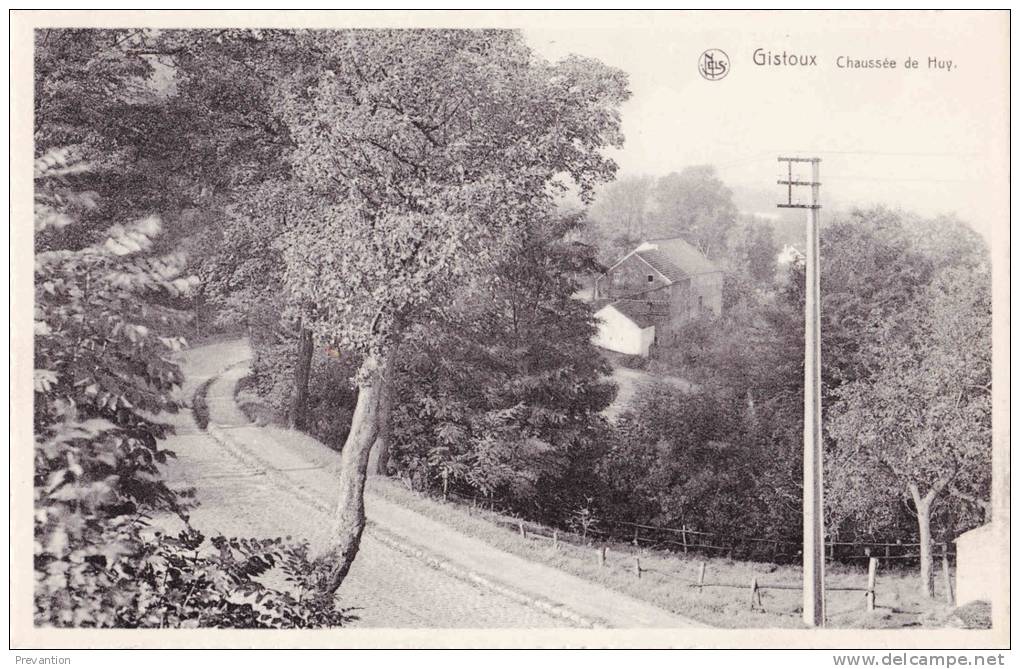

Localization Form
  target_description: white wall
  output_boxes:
[955,522,1001,605]
[592,305,655,357]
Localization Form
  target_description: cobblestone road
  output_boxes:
[165,339,700,628]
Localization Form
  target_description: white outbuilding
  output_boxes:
[954,522,1003,606]
[592,302,656,357]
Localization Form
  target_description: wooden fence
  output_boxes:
[587,518,948,565]
[512,518,957,611]
[445,488,952,567]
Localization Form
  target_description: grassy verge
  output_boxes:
[368,476,968,629]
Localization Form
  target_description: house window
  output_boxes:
[647,274,654,283]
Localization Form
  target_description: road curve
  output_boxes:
[164,339,703,628]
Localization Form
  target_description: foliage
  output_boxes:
[34,150,194,516]
[601,205,991,555]
[303,351,361,449]
[34,30,154,155]
[277,29,630,359]
[646,166,738,258]
[32,148,346,627]
[618,353,649,370]
[241,330,360,449]
[826,266,992,537]
[566,497,602,539]
[390,214,617,521]
[583,166,739,262]
[600,384,799,540]
[807,208,985,394]
[650,312,718,371]
[584,175,654,263]
[728,216,780,285]
[35,468,347,629]
[196,184,289,332]
[34,30,205,255]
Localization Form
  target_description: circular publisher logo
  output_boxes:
[698,49,730,81]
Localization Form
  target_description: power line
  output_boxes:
[765,149,978,158]
[824,175,976,184]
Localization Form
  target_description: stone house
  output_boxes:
[592,237,723,354]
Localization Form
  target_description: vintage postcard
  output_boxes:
[9,9,1010,651]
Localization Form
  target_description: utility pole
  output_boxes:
[778,156,825,627]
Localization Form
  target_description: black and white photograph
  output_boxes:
[9,9,1010,653]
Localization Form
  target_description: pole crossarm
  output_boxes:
[777,156,822,163]
[777,157,824,209]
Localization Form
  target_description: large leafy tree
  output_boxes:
[728,216,780,286]
[647,165,738,258]
[113,30,322,427]
[275,30,629,590]
[810,207,987,394]
[582,167,739,262]
[585,175,655,263]
[827,266,991,597]
[390,213,617,520]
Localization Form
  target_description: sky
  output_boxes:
[521,11,1008,243]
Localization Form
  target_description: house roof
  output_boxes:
[634,237,720,280]
[605,299,664,329]
[634,248,688,282]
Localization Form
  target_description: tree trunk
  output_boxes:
[916,500,934,598]
[367,365,393,476]
[909,481,946,599]
[289,324,314,431]
[321,351,391,593]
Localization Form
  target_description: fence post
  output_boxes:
[598,546,607,568]
[942,543,954,606]
[866,557,877,612]
[553,530,559,549]
[633,556,641,579]
[633,526,640,547]
[518,521,525,538]
[749,576,761,610]
[681,524,688,554]
[697,561,706,593]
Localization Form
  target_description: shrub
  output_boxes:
[618,354,648,370]
[303,350,359,450]
[192,377,214,429]
[389,215,617,524]
[243,327,359,450]
[35,454,349,629]
[33,150,347,628]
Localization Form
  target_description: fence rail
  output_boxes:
[443,487,953,567]
[516,521,897,613]
[434,486,959,616]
